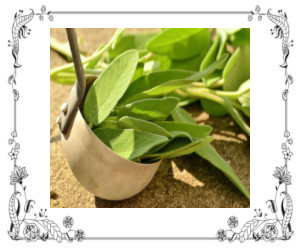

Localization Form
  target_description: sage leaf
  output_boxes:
[170,48,209,71]
[216,30,228,65]
[118,116,172,137]
[171,106,196,124]
[145,55,172,72]
[131,62,144,82]
[156,121,212,138]
[93,128,168,160]
[142,136,213,161]
[85,44,104,69]
[201,99,228,117]
[219,28,242,34]
[147,28,211,60]
[117,97,180,121]
[111,28,127,50]
[236,79,250,94]
[97,116,118,129]
[147,130,193,154]
[83,49,139,126]
[223,45,250,91]
[196,144,250,199]
[124,54,229,104]
[108,32,158,60]
[119,70,195,105]
[238,91,250,117]
[171,106,250,199]
[200,34,222,85]
[228,28,250,46]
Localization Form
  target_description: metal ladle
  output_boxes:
[56,28,161,201]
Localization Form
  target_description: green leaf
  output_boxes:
[83,49,139,126]
[216,30,228,64]
[145,55,172,72]
[131,62,144,82]
[50,36,84,62]
[97,116,118,129]
[201,99,228,117]
[147,130,194,154]
[178,98,198,107]
[144,60,161,74]
[156,121,212,138]
[123,54,229,104]
[118,116,172,137]
[85,44,104,69]
[171,106,250,199]
[195,144,250,199]
[223,45,250,91]
[111,28,127,50]
[117,97,180,121]
[236,79,250,95]
[93,128,168,160]
[228,28,250,46]
[170,53,206,71]
[238,90,250,117]
[119,70,195,105]
[142,136,213,161]
[108,32,158,60]
[238,90,250,106]
[219,28,242,34]
[147,28,211,60]
[171,106,196,124]
[200,34,222,85]
[200,35,220,71]
[169,130,193,141]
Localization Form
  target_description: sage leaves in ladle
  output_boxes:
[51,28,250,199]
[93,128,168,160]
[83,49,139,126]
[117,97,180,121]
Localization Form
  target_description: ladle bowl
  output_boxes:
[60,76,161,200]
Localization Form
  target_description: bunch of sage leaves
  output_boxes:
[50,28,250,199]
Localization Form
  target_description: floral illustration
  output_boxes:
[282,148,293,160]
[8,148,19,160]
[248,5,264,21]
[261,223,278,242]
[7,6,84,243]
[227,216,238,228]
[216,229,227,242]
[10,166,28,185]
[6,4,294,243]
[23,223,40,242]
[273,166,291,185]
[74,229,86,242]
[63,216,74,228]
[217,6,294,243]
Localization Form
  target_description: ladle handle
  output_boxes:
[57,28,86,134]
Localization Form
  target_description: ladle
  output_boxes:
[56,28,161,201]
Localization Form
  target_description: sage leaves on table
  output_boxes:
[108,32,158,60]
[147,28,210,60]
[171,106,250,199]
[51,28,250,199]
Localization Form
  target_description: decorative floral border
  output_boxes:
[217,6,294,243]
[6,5,294,243]
[7,6,85,243]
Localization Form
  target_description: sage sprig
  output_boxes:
[51,28,250,199]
